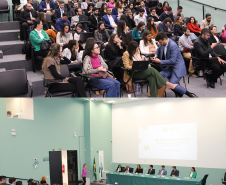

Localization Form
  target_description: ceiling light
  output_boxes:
[106,100,116,103]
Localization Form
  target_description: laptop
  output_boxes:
[132,61,149,71]
[79,15,89,22]
[96,2,104,8]
[79,32,94,43]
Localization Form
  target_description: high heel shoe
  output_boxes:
[185,91,198,97]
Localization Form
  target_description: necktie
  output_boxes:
[61,10,64,17]
[108,15,113,26]
[162,48,165,60]
[29,12,33,21]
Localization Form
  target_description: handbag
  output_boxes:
[40,40,52,50]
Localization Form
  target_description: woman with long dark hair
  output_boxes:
[42,43,87,97]
[146,17,158,39]
[173,16,184,36]
[120,0,127,8]
[85,3,94,16]
[107,0,116,9]
[122,41,195,97]
[74,23,86,41]
[56,23,73,50]
[100,3,107,17]
[112,1,123,17]
[132,21,146,41]
[135,164,142,174]
[127,3,136,15]
[62,40,81,63]
[94,21,110,49]
[117,20,129,40]
[188,167,197,178]
[187,16,202,35]
[123,32,133,49]
[82,42,120,97]
[105,34,124,60]
[30,20,51,58]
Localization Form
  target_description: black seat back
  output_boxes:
[60,65,70,77]
[33,0,40,8]
[213,44,226,59]
[202,174,209,185]
[121,167,125,172]
[0,0,8,10]
[0,69,28,97]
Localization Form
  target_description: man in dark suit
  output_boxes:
[54,0,68,9]
[194,28,226,88]
[102,8,119,33]
[170,166,179,177]
[136,1,150,16]
[23,0,38,11]
[120,8,136,30]
[19,3,38,41]
[88,8,101,31]
[54,1,68,20]
[69,2,79,17]
[124,165,133,173]
[147,165,155,175]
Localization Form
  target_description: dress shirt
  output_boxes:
[46,3,50,12]
[35,29,44,39]
[108,15,116,26]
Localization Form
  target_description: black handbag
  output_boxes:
[40,40,52,50]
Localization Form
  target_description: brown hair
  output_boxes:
[146,17,157,33]
[163,17,172,24]
[134,21,145,32]
[173,16,183,28]
[60,23,70,37]
[97,21,105,33]
[141,30,153,46]
[37,12,46,24]
[115,1,121,9]
[109,34,117,52]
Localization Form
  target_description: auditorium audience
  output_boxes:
[54,1,68,20]
[107,0,116,9]
[102,8,119,33]
[132,21,146,41]
[127,3,136,15]
[116,164,122,172]
[82,43,120,97]
[71,8,89,32]
[147,165,155,175]
[162,1,172,13]
[135,164,143,174]
[146,17,159,39]
[120,8,136,30]
[74,24,86,41]
[94,21,110,49]
[189,167,197,178]
[121,0,127,9]
[56,23,72,50]
[186,16,201,35]
[9,178,16,185]
[23,0,38,11]
[134,8,146,26]
[173,6,184,22]
[173,16,183,36]
[170,166,179,177]
[200,13,213,29]
[209,26,221,43]
[105,34,124,60]
[30,20,51,58]
[20,3,38,41]
[81,0,90,10]
[39,0,56,16]
[158,18,175,40]
[56,12,70,31]
[156,2,163,16]
[147,8,160,23]
[194,28,226,88]
[88,8,101,31]
[159,6,174,22]
[158,165,167,175]
[85,3,94,17]
[100,3,107,17]
[117,20,129,40]
[178,27,197,77]
[42,43,87,97]
[69,2,79,17]
[112,1,123,18]
[136,1,150,16]
[139,30,158,55]
[62,40,82,63]
[123,32,133,49]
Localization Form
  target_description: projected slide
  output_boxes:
[139,123,197,160]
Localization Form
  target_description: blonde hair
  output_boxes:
[42,43,61,71]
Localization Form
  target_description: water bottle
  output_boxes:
[136,84,141,96]
[198,70,203,77]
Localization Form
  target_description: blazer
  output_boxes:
[124,167,133,173]
[209,33,221,43]
[112,8,119,17]
[19,9,38,23]
[135,168,143,173]
[54,8,68,20]
[158,169,167,175]
[69,8,76,17]
[158,22,174,37]
[94,29,110,45]
[155,38,187,78]
[170,170,179,177]
[30,29,50,51]
[23,3,38,11]
[39,0,56,12]
[132,28,146,40]
[62,48,82,62]
[147,169,155,175]
[136,6,150,15]
[200,19,213,29]
[186,23,201,34]
[139,39,158,55]
[102,14,119,32]
[174,24,183,36]
[189,172,197,178]
[88,15,102,31]
[120,14,136,30]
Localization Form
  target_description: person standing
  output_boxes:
[81,164,90,185]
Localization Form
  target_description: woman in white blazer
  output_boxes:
[62,40,82,63]
[139,30,158,55]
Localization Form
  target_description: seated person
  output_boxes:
[105,34,124,60]
[112,1,123,18]
[71,8,89,32]
[132,21,146,41]
[54,1,68,20]
[122,41,190,96]
[23,0,38,11]
[74,24,86,41]
[156,2,163,17]
[117,20,129,40]
[68,0,81,10]
[187,17,201,36]
[42,43,87,97]
[159,6,174,22]
[134,8,146,26]
[147,165,155,175]
[37,12,57,43]
[39,0,56,16]
[30,20,51,58]
[170,166,179,177]
[62,40,82,63]
[173,6,184,22]
[107,0,116,9]
[120,8,136,30]
[209,26,222,44]
[56,23,73,50]
[162,1,173,13]
[9,178,16,185]
[85,3,94,17]
[152,32,196,97]
[19,3,38,41]
[124,165,133,173]
[56,12,70,31]
[82,43,120,97]
[94,21,110,49]
[115,164,122,172]
[127,3,136,15]
[188,167,197,179]
[194,28,226,88]
[158,18,175,40]
[135,165,143,174]
[88,8,101,31]
[178,27,197,78]
[121,0,127,9]
[158,165,167,176]
[139,30,158,55]
[200,13,213,30]
[81,0,91,10]
[100,3,107,17]
[0,176,7,184]
[136,1,150,16]
[102,8,119,33]
[147,8,160,23]
[146,17,158,39]
[69,2,79,17]
[123,32,133,49]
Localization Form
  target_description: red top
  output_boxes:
[187,23,201,33]
[163,7,173,13]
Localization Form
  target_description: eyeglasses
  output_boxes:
[94,47,100,49]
